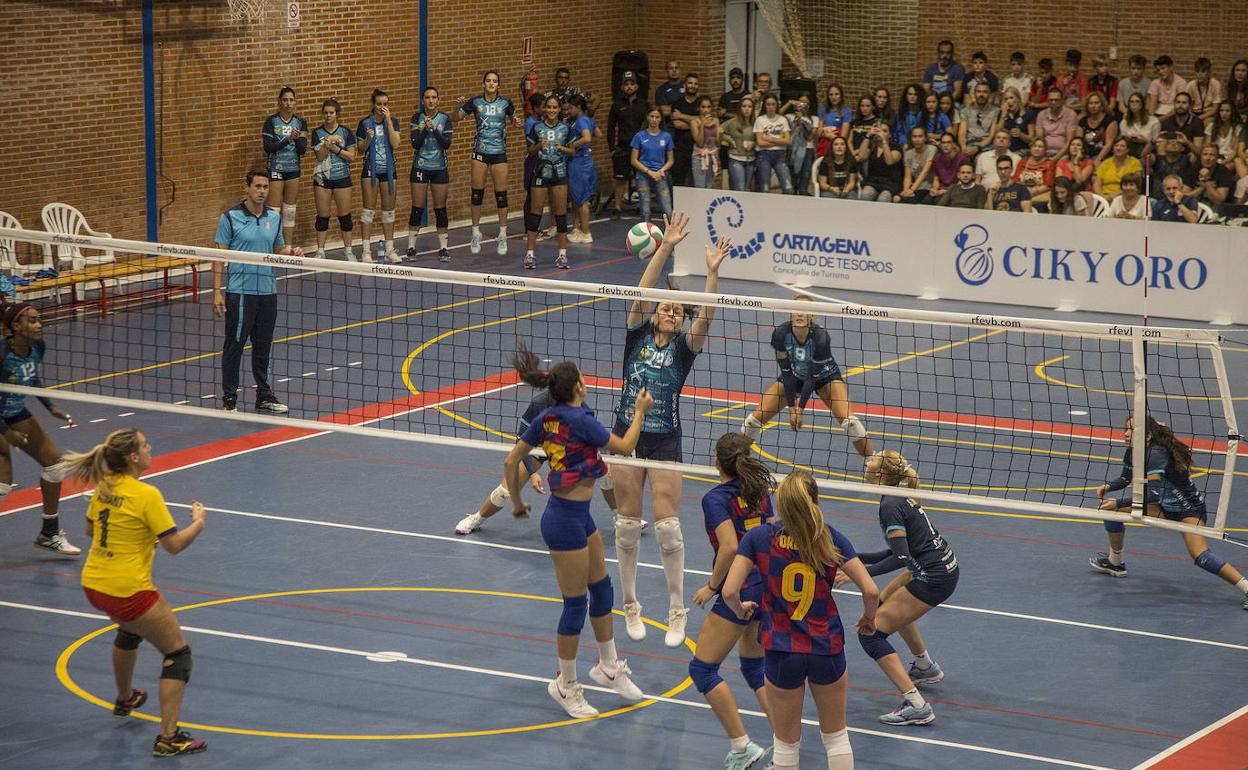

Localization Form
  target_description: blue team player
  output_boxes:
[356,89,402,263]
[454,70,520,256]
[723,471,877,770]
[503,352,654,719]
[688,433,777,770]
[310,98,357,261]
[0,302,79,556]
[262,87,308,247]
[741,298,873,458]
[523,95,575,270]
[611,212,731,649]
[1090,416,1248,610]
[406,86,454,263]
[629,107,675,223]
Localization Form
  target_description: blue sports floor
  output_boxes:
[2,217,1246,769]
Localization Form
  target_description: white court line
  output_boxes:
[158,502,1248,653]
[1130,703,1248,769]
[0,599,1113,770]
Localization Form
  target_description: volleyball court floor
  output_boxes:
[2,219,1246,770]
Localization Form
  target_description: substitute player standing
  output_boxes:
[454,70,521,256]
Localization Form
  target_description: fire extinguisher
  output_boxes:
[520,66,540,115]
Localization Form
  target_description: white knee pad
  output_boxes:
[615,516,643,552]
[281,203,297,228]
[360,208,375,224]
[841,415,867,441]
[654,518,684,554]
[741,414,764,440]
[382,209,396,224]
[489,483,510,507]
[599,472,614,491]
[41,459,72,484]
[772,737,801,768]
[0,481,12,501]
[821,729,852,764]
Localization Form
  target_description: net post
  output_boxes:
[1130,332,1148,521]
[1209,339,1239,532]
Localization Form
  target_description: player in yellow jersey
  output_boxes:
[64,428,209,758]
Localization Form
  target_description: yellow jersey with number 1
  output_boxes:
[80,475,177,597]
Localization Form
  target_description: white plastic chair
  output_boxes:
[1089,193,1111,218]
[0,211,22,273]
[40,203,115,271]
[809,155,824,196]
[1195,201,1222,224]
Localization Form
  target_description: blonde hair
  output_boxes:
[873,449,920,489]
[61,428,143,496]
[775,471,844,571]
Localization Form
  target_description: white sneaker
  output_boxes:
[454,512,483,536]
[314,249,326,260]
[34,530,81,556]
[665,607,689,648]
[469,229,482,254]
[579,230,594,243]
[384,248,401,264]
[566,229,586,243]
[547,677,598,718]
[623,601,646,641]
[589,659,644,702]
[497,235,508,255]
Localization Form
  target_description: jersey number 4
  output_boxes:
[781,562,816,621]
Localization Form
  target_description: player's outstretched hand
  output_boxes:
[705,236,731,273]
[661,211,690,247]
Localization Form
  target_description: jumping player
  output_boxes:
[262,86,308,247]
[356,88,402,263]
[455,71,521,256]
[407,86,454,263]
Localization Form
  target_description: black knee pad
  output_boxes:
[338,214,353,231]
[524,210,542,233]
[434,207,448,229]
[555,214,568,233]
[470,188,485,206]
[161,645,192,683]
[409,207,424,227]
[114,629,143,651]
[495,191,509,209]
[314,215,330,232]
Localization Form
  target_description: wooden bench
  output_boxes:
[16,256,200,318]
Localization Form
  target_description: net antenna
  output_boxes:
[227,0,265,24]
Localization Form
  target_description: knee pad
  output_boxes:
[314,215,330,232]
[495,191,509,209]
[470,188,485,206]
[409,207,425,228]
[161,645,192,683]
[599,472,613,492]
[0,482,12,501]
[489,483,509,508]
[655,518,684,555]
[360,208,375,224]
[338,214,353,231]
[281,203,296,227]
[382,209,395,224]
[821,728,852,760]
[739,655,765,691]
[772,737,801,768]
[841,415,867,441]
[114,629,143,651]
[588,575,613,618]
[524,210,542,233]
[688,657,724,694]
[434,207,448,229]
[555,214,568,233]
[1195,549,1227,575]
[858,630,895,661]
[557,594,588,636]
[41,460,71,484]
[1103,520,1126,534]
[615,516,643,553]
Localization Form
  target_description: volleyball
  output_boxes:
[626,222,663,260]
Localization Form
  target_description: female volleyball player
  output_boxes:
[523,95,574,270]
[503,355,653,718]
[454,70,522,256]
[454,344,621,536]
[565,94,599,244]
[1090,416,1248,610]
[723,471,877,770]
[262,86,308,246]
[0,303,78,555]
[689,432,777,770]
[406,86,454,263]
[356,88,402,263]
[741,299,874,458]
[66,428,208,757]
[840,449,959,726]
[612,212,731,648]
[310,98,357,261]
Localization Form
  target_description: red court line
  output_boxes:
[1133,705,1248,769]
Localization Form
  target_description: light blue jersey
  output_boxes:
[311,125,355,181]
[616,321,699,434]
[0,339,46,419]
[262,113,308,174]
[410,111,453,171]
[356,115,401,178]
[526,119,572,179]
[461,95,515,155]
[213,203,283,295]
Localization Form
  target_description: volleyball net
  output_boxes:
[0,226,1241,542]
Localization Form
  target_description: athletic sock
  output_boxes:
[912,651,933,669]
[438,232,448,249]
[597,638,618,668]
[40,514,59,536]
[1108,549,1124,566]
[406,232,416,251]
[385,238,393,254]
[472,226,482,237]
[903,688,926,709]
[729,734,750,752]
[558,658,577,685]
[1236,578,1248,594]
[559,248,567,258]
[526,250,536,259]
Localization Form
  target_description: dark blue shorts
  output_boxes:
[711,578,763,627]
[411,168,450,185]
[905,567,959,607]
[361,169,394,182]
[268,169,301,181]
[2,408,33,428]
[472,151,508,165]
[532,173,568,188]
[313,175,352,189]
[613,422,682,462]
[774,371,843,392]
[540,495,598,551]
[1162,505,1208,524]
[765,649,847,689]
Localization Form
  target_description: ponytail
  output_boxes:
[775,471,844,572]
[511,342,582,405]
[1144,415,1192,472]
[61,428,143,496]
[714,432,773,510]
[874,449,919,489]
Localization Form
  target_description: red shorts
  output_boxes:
[83,587,160,623]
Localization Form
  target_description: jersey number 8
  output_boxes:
[781,562,816,621]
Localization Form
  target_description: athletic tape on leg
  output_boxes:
[281,204,296,228]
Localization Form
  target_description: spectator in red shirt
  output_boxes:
[1027,58,1057,115]
[1055,136,1095,191]
[1088,56,1119,110]
[1057,49,1091,111]
[1014,137,1055,207]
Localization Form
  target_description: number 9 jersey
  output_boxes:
[736,522,858,655]
[81,475,178,598]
